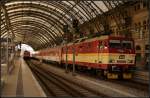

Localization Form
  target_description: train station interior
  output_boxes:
[1,0,149,97]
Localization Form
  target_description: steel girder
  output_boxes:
[1,20,57,40]
[1,18,56,47]
[2,21,56,49]
[1,2,15,41]
[9,20,59,43]
[4,1,82,30]
[1,12,63,43]
[7,12,63,37]
[2,28,48,48]
[5,6,64,34]
[1,0,126,50]
[12,25,54,46]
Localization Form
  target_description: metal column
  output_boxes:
[72,42,76,75]
[72,30,76,76]
[63,25,69,73]
[65,41,68,73]
[148,0,150,70]
[0,1,1,66]
[6,32,9,73]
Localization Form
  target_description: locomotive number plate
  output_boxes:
[119,55,125,59]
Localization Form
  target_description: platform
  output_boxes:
[1,58,46,97]
[133,70,149,84]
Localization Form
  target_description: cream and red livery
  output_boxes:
[33,35,136,79]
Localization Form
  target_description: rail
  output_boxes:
[26,60,108,97]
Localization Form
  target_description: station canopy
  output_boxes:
[0,0,127,50]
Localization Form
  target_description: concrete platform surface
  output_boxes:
[1,58,46,97]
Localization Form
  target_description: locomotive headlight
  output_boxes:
[104,46,108,49]
[109,59,115,63]
[127,60,133,63]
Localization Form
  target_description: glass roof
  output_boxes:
[1,0,126,50]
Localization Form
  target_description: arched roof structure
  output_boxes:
[0,0,128,50]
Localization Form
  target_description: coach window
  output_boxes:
[79,45,83,49]
[88,43,91,48]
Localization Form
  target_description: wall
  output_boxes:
[79,1,149,69]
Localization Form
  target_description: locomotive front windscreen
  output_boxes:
[109,40,133,49]
[109,40,121,48]
[122,41,133,49]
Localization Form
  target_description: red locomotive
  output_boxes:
[33,35,136,79]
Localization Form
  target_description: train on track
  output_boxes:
[31,35,136,79]
[23,50,31,60]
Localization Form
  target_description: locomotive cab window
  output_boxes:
[109,40,121,48]
[122,41,133,49]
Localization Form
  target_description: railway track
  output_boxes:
[26,60,108,97]
[42,61,149,92]
[77,71,149,92]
